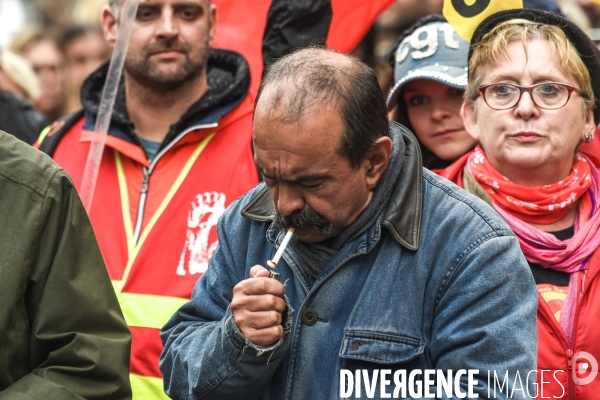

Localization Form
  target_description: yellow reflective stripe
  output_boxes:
[130,373,170,400]
[115,151,135,259]
[37,125,51,144]
[118,292,188,329]
[121,133,215,284]
[112,280,124,294]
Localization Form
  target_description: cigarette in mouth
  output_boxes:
[267,227,295,270]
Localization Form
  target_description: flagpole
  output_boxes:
[80,0,140,212]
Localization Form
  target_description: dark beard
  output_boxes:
[274,209,334,237]
[124,37,209,91]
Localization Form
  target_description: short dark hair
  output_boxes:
[256,47,389,168]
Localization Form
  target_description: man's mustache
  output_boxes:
[147,40,189,55]
[274,209,334,237]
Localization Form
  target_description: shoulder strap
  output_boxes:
[463,168,493,207]
[37,110,85,157]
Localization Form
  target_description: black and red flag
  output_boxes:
[212,0,395,95]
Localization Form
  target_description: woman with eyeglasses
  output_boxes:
[440,9,600,399]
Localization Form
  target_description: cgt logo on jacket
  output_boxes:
[177,192,226,276]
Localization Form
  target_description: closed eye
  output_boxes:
[299,181,323,189]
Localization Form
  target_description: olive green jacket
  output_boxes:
[0,131,132,399]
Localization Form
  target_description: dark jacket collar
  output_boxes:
[79,48,250,145]
[241,121,422,250]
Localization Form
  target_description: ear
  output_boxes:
[582,108,596,142]
[207,3,217,47]
[101,5,118,49]
[461,101,480,141]
[364,136,393,190]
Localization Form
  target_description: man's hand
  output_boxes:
[231,265,286,347]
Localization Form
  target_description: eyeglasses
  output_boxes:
[478,82,581,110]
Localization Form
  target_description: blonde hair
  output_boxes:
[466,19,594,112]
[0,50,39,101]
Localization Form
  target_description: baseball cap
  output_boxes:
[387,14,469,111]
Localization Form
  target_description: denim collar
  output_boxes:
[242,121,422,251]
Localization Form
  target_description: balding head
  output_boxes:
[255,47,388,168]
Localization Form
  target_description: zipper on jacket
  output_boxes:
[567,271,583,400]
[566,348,574,399]
[131,122,218,245]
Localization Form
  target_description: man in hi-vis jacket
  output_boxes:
[37,0,258,397]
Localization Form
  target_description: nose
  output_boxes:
[514,90,538,120]
[156,10,179,40]
[430,99,452,122]
[275,183,305,216]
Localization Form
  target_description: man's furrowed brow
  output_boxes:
[255,163,328,183]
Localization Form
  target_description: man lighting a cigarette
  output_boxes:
[160,48,537,399]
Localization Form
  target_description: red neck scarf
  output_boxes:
[466,146,592,224]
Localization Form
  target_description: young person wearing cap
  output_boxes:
[387,15,476,170]
[439,9,600,398]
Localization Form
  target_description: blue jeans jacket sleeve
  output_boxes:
[159,202,292,400]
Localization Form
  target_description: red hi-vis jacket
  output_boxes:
[37,52,259,399]
[438,151,600,399]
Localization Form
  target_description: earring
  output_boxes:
[585,132,594,142]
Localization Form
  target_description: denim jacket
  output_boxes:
[160,123,538,400]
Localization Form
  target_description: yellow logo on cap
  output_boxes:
[443,0,523,41]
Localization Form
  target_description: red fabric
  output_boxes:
[326,0,395,51]
[537,251,600,399]
[212,0,272,96]
[436,151,470,187]
[466,146,592,224]
[212,0,394,96]
[130,327,163,378]
[48,97,258,385]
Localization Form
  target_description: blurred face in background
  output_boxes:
[65,31,111,93]
[24,39,67,120]
[402,79,476,162]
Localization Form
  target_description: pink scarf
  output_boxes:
[486,155,600,342]
[492,161,600,273]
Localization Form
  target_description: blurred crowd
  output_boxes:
[0,0,109,129]
[1,0,600,130]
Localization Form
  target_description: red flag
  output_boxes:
[212,0,395,96]
[327,0,395,51]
